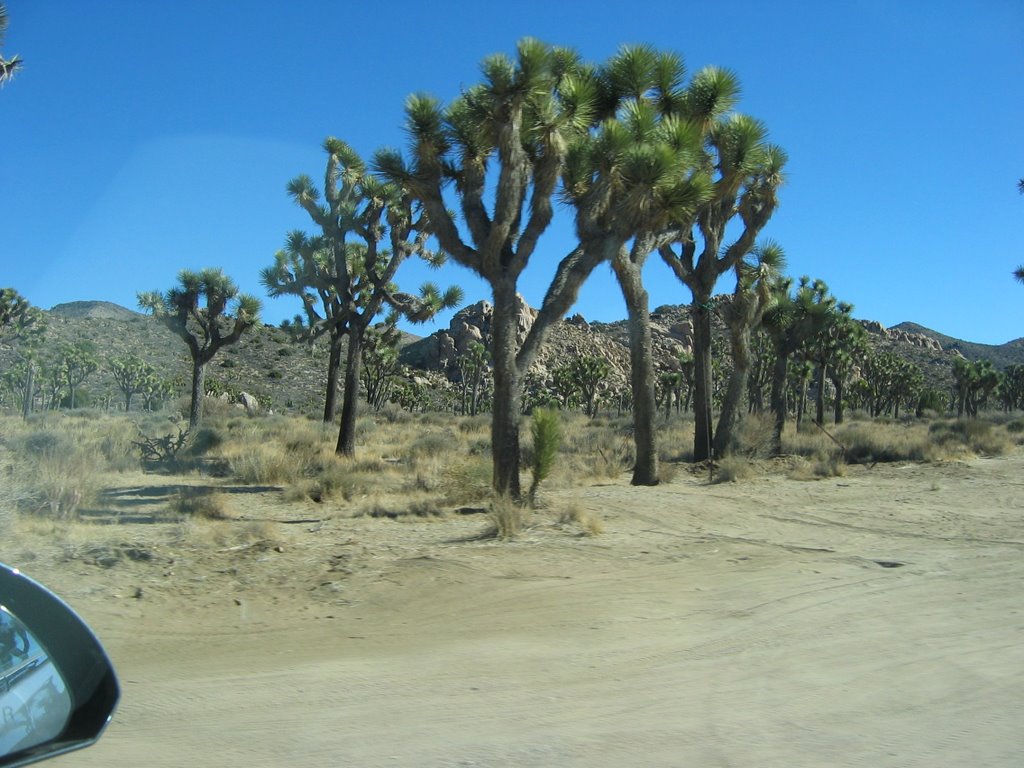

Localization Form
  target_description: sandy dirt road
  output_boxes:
[20,453,1024,767]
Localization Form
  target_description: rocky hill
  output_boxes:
[0,297,999,417]
[891,321,1024,369]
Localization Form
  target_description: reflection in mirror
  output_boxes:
[0,606,72,759]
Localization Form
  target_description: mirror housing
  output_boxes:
[0,564,119,767]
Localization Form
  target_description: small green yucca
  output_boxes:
[528,408,561,507]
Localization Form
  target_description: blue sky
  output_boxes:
[1,0,1022,344]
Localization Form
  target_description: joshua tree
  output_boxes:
[817,313,868,424]
[658,79,787,461]
[952,358,1000,417]
[997,364,1024,411]
[713,240,785,455]
[457,341,489,417]
[1014,266,1024,284]
[264,138,461,455]
[55,341,98,410]
[375,39,600,497]
[360,320,403,412]
[0,289,46,417]
[138,269,261,429]
[761,277,839,455]
[0,288,43,339]
[552,355,611,417]
[109,354,157,412]
[0,4,22,87]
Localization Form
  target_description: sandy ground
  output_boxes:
[10,452,1024,767]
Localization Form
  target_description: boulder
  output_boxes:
[238,391,259,416]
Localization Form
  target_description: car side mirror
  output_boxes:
[0,564,119,766]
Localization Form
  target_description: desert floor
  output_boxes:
[12,451,1024,768]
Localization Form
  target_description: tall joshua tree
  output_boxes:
[658,71,787,462]
[713,240,786,456]
[263,138,462,456]
[138,269,261,429]
[567,45,712,484]
[376,39,602,497]
[0,3,22,87]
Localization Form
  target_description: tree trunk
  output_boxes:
[323,332,343,423]
[815,364,826,425]
[615,257,659,486]
[188,360,205,430]
[22,362,34,420]
[125,391,133,412]
[831,374,845,424]
[691,299,714,462]
[336,325,363,457]
[490,279,523,499]
[714,324,751,457]
[769,353,788,456]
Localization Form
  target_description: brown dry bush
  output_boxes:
[2,414,118,519]
[439,456,493,505]
[358,497,445,519]
[713,456,758,483]
[171,486,232,520]
[488,494,523,539]
[928,418,1013,457]
[558,502,603,535]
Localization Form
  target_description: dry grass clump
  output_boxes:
[488,494,523,539]
[1,414,118,519]
[557,502,603,535]
[927,418,1013,457]
[725,413,776,458]
[439,456,493,505]
[171,486,233,519]
[836,422,930,464]
[357,496,445,519]
[560,416,635,481]
[787,452,847,481]
[658,417,695,463]
[713,456,758,483]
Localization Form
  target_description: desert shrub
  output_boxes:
[15,429,77,462]
[292,459,362,503]
[812,453,847,477]
[440,456,492,505]
[408,430,456,459]
[171,486,231,519]
[97,419,140,472]
[658,418,695,463]
[840,423,929,463]
[488,494,522,539]
[558,502,603,536]
[782,426,833,458]
[224,443,301,484]
[378,405,412,424]
[359,498,444,519]
[713,456,757,483]
[187,426,226,456]
[728,413,776,458]
[355,415,378,438]
[457,414,490,434]
[1005,418,1024,434]
[927,418,1011,457]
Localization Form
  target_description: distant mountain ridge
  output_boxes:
[891,322,1024,369]
[49,301,140,320]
